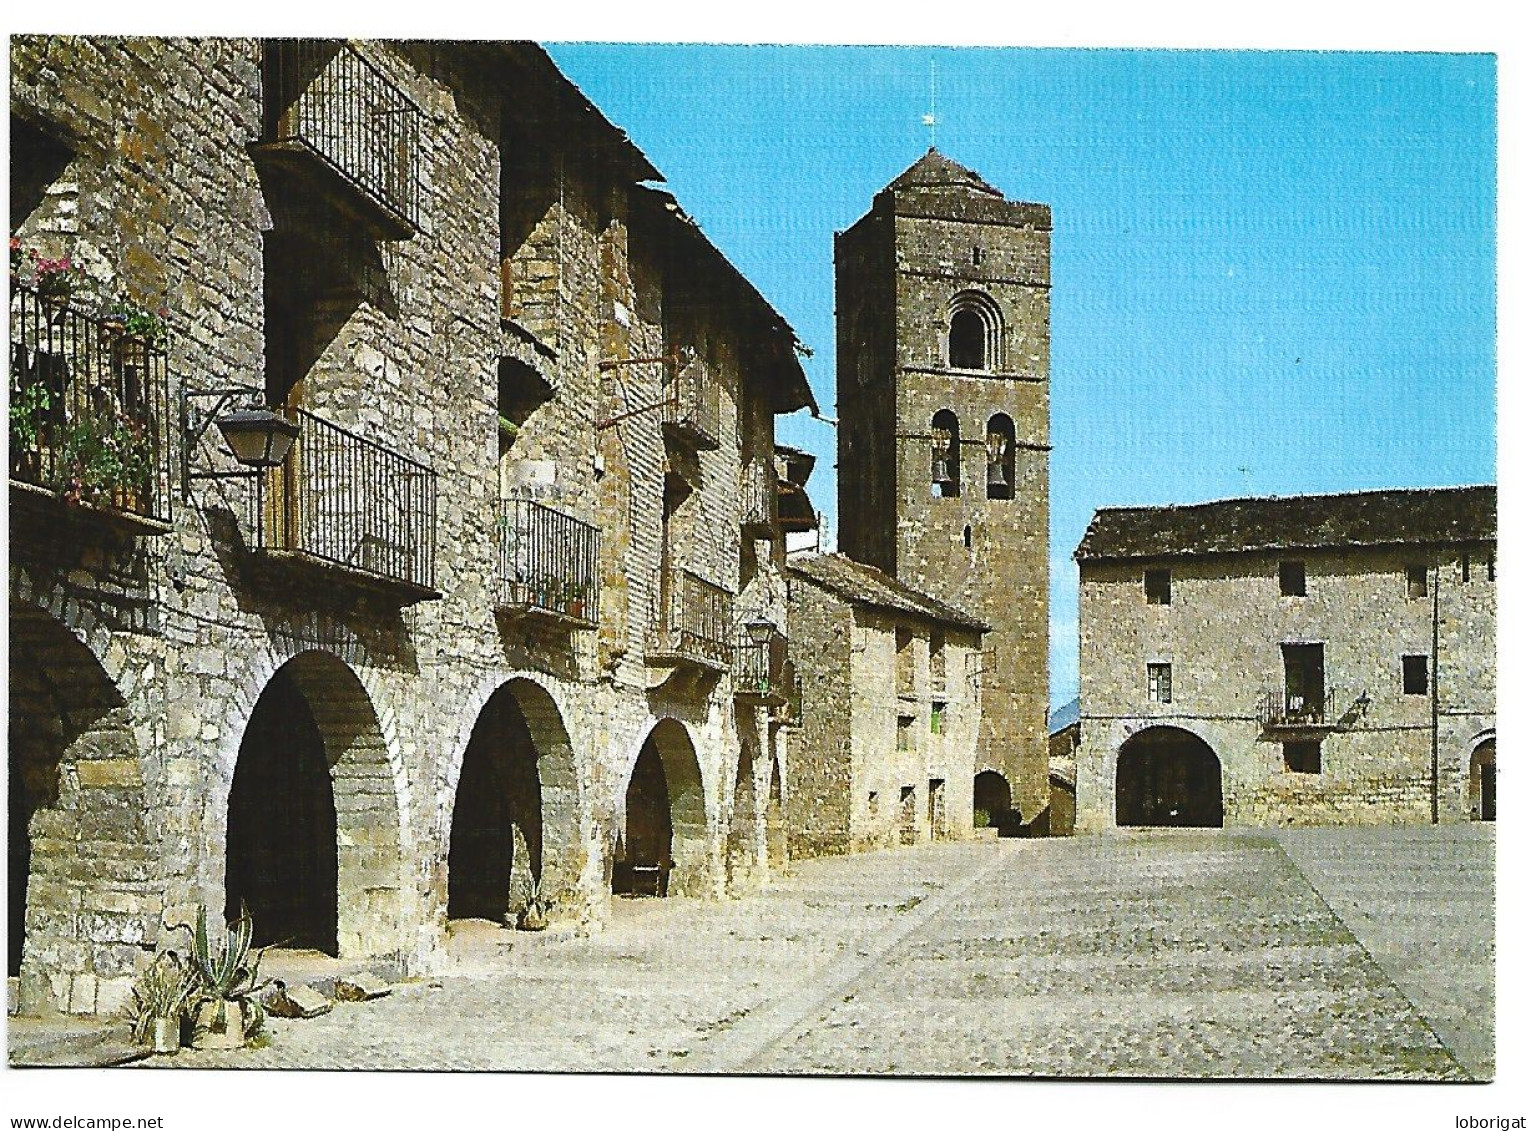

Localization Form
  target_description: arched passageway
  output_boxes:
[1470,737,1495,822]
[1116,727,1224,828]
[9,602,153,1013]
[226,651,403,958]
[974,770,1015,832]
[448,679,580,923]
[614,720,708,898]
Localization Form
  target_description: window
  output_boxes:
[1284,740,1322,774]
[896,627,914,692]
[963,524,972,549]
[985,413,1016,500]
[1406,563,1429,599]
[1282,643,1326,718]
[1145,568,1171,606]
[1147,662,1172,704]
[947,290,1004,371]
[1279,560,1306,597]
[930,410,960,497]
[1403,654,1429,696]
[897,715,916,751]
[971,246,983,266]
[930,702,946,735]
[1461,554,1471,584]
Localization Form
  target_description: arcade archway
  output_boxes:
[1115,727,1224,828]
[614,720,708,898]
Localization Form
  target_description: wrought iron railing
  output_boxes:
[260,40,421,233]
[250,407,436,591]
[497,498,600,627]
[740,460,776,534]
[9,284,171,524]
[1258,688,1337,730]
[661,355,720,450]
[733,626,789,702]
[651,568,732,669]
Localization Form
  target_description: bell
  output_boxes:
[987,460,1007,488]
[931,456,953,484]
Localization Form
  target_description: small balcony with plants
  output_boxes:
[253,39,422,239]
[495,497,600,629]
[649,568,732,671]
[9,246,171,533]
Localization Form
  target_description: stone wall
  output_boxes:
[9,37,794,1014]
[1076,544,1496,832]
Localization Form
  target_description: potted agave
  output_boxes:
[129,950,200,1054]
[175,902,271,1050]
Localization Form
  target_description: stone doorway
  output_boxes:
[226,651,404,959]
[9,602,153,1014]
[973,770,1015,832]
[614,720,707,898]
[1115,726,1224,828]
[447,680,579,925]
[1471,737,1495,822]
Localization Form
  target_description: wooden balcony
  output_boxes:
[661,354,720,450]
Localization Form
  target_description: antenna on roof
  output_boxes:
[922,60,938,149]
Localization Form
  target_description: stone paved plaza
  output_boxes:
[142,826,1493,1079]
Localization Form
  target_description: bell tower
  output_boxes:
[835,149,1051,827]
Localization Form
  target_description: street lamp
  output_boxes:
[215,407,300,469]
[744,615,776,646]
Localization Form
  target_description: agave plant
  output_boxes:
[128,950,200,1045]
[175,902,271,1043]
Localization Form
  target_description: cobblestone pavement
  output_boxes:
[143,829,1486,1079]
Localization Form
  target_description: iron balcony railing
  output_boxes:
[661,355,721,450]
[497,498,600,627]
[650,568,733,669]
[1258,688,1338,731]
[733,626,789,703]
[740,460,776,535]
[9,284,172,525]
[249,407,437,593]
[260,40,421,235]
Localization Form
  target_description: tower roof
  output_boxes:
[885,148,1003,198]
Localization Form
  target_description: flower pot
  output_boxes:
[193,999,250,1050]
[566,600,586,620]
[150,1016,180,1054]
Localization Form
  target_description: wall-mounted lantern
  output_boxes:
[182,387,301,500]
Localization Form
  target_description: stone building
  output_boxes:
[782,553,987,856]
[8,37,812,1016]
[1073,487,1496,832]
[834,149,1051,828]
[1046,699,1079,836]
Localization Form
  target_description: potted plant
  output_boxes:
[56,407,154,511]
[175,902,271,1050]
[129,950,200,1054]
[516,879,550,932]
[564,580,587,620]
[9,380,54,481]
[31,252,86,313]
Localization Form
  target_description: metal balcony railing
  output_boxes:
[249,407,437,593]
[259,40,421,236]
[740,460,776,535]
[9,284,172,525]
[650,568,732,669]
[661,354,720,450]
[496,498,600,627]
[1258,688,1338,731]
[733,627,789,703]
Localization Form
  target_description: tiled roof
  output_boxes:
[886,148,1003,198]
[788,553,989,632]
[1076,485,1496,562]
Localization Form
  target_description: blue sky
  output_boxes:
[545,45,1497,706]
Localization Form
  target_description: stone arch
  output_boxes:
[225,649,406,959]
[724,707,761,892]
[973,769,1016,833]
[614,718,710,898]
[985,412,1016,500]
[1467,731,1495,822]
[1115,726,1224,828]
[930,409,960,497]
[9,599,155,1015]
[446,677,581,924]
[947,289,1005,371]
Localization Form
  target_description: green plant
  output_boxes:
[57,408,154,505]
[9,381,54,452]
[174,902,271,1043]
[973,809,991,829]
[517,878,551,929]
[129,950,200,1045]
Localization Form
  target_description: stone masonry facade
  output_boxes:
[783,554,986,856]
[834,151,1051,826]
[1074,487,1496,832]
[8,38,812,1015]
